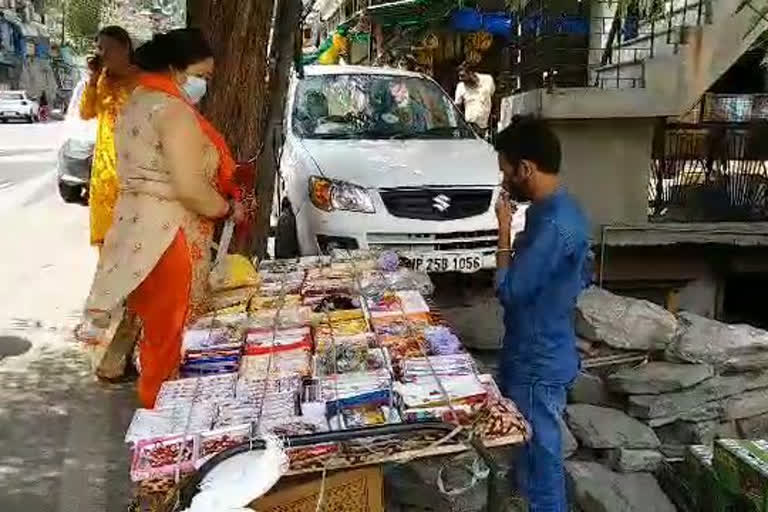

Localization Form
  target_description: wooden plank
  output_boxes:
[286,434,525,476]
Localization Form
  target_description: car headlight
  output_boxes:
[309,176,375,214]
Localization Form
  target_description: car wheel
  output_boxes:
[274,205,300,259]
[58,182,83,204]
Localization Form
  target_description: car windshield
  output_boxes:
[0,92,24,101]
[292,74,475,140]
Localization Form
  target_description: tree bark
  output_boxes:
[187,0,275,254]
[188,0,301,259]
[250,0,303,259]
[187,0,273,160]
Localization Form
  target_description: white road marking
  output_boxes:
[0,151,57,163]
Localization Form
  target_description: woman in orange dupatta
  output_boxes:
[80,29,243,407]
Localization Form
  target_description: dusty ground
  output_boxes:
[0,123,137,511]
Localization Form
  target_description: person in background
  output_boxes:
[79,28,243,408]
[80,25,138,248]
[38,91,49,121]
[78,26,140,382]
[493,117,590,512]
[454,64,495,138]
[296,90,329,135]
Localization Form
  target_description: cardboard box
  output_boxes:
[713,439,768,511]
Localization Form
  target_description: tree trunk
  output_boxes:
[250,0,303,259]
[187,0,275,254]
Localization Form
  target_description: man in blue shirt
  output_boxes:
[493,117,590,512]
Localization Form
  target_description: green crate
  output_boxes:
[658,460,697,512]
[713,439,768,512]
[684,445,745,512]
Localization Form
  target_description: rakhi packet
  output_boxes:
[367,290,430,318]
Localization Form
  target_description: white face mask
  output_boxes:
[182,75,207,104]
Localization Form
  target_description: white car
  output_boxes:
[57,76,96,204]
[0,90,40,123]
[274,65,508,273]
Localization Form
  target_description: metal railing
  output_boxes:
[674,93,768,123]
[649,122,768,222]
[510,0,710,91]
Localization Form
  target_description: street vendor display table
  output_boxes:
[124,251,529,511]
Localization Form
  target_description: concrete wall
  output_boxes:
[551,118,653,234]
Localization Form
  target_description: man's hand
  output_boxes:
[495,189,516,233]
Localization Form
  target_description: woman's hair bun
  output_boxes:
[134,28,213,72]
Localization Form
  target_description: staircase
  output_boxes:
[601,0,768,115]
[507,0,768,119]
[501,0,768,234]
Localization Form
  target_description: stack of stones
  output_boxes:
[563,286,768,512]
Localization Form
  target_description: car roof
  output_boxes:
[301,65,426,79]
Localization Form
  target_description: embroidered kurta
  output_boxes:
[85,87,224,321]
[80,71,137,246]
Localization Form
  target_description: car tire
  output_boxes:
[274,205,300,259]
[58,182,83,204]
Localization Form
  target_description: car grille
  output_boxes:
[367,230,498,253]
[379,188,493,220]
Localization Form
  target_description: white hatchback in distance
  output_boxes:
[0,90,40,123]
[274,65,518,273]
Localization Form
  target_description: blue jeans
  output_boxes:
[503,382,568,512]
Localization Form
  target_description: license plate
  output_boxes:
[404,253,483,274]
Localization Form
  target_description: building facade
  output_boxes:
[0,0,58,104]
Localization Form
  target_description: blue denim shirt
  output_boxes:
[496,188,591,386]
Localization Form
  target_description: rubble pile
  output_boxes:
[564,286,768,511]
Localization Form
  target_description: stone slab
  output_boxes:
[666,312,768,366]
[576,286,677,352]
[627,371,768,421]
[566,461,676,512]
[608,449,663,473]
[566,404,660,449]
[607,362,714,395]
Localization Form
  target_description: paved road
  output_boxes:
[0,121,63,196]
[0,122,135,512]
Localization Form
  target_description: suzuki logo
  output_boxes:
[432,194,451,212]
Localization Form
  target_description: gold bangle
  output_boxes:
[496,248,512,254]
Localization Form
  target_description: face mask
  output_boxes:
[182,75,207,104]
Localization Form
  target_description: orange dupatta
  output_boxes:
[138,72,241,200]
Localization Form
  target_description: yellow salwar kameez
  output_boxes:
[80,71,137,246]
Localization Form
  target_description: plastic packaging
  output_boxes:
[209,254,260,292]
